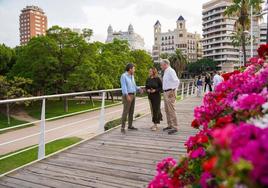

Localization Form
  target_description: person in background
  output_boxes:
[213,71,224,90]
[204,73,212,93]
[196,76,203,97]
[120,63,143,134]
[145,68,163,131]
[160,59,180,135]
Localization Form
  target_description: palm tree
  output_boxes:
[225,0,263,63]
[230,25,251,48]
[168,49,188,77]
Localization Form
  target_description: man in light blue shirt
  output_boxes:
[120,63,142,134]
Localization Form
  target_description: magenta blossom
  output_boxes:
[148,172,171,188]
[232,93,266,111]
[189,147,206,159]
[200,172,213,188]
[212,124,236,147]
[156,157,177,173]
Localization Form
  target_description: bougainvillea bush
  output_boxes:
[149,44,268,188]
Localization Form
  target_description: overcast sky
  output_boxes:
[1,0,211,50]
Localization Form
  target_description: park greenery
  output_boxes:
[1,26,153,96]
[187,58,220,74]
[0,137,82,174]
[0,25,153,122]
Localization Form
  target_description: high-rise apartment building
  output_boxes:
[152,16,202,64]
[260,23,268,44]
[202,0,239,67]
[19,6,47,45]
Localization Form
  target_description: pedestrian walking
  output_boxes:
[213,71,224,90]
[120,63,143,134]
[145,68,163,131]
[160,59,180,135]
[204,73,212,93]
[196,76,203,97]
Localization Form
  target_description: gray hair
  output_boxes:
[160,59,170,66]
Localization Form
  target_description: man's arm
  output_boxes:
[171,70,180,88]
[133,76,142,93]
[120,74,128,96]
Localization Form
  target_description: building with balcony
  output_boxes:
[106,24,145,50]
[202,0,239,68]
[260,22,268,44]
[152,16,202,64]
[19,5,47,45]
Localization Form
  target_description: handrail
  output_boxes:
[0,79,195,104]
[0,80,196,162]
[0,88,122,104]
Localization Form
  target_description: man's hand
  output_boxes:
[147,89,151,93]
[127,95,132,102]
[151,89,156,93]
[139,88,144,94]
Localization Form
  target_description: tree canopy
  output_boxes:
[4,26,153,96]
[186,58,220,74]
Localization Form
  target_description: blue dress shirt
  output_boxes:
[120,72,139,95]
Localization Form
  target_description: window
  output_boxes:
[179,34,183,37]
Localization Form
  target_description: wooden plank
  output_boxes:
[27,163,146,188]
[16,167,134,188]
[76,143,185,156]
[0,97,201,188]
[0,176,51,188]
[41,160,153,182]
[45,155,156,176]
[5,172,92,188]
[67,146,181,160]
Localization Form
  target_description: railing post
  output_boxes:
[191,81,194,96]
[186,82,190,97]
[98,91,106,133]
[181,82,184,100]
[38,98,46,160]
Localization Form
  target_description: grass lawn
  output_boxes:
[0,137,82,175]
[0,113,28,130]
[25,99,118,119]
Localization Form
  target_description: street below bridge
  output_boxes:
[0,97,150,155]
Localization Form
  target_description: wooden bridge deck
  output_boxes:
[0,97,201,188]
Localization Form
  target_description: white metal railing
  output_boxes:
[0,80,196,162]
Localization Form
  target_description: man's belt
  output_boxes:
[164,89,175,92]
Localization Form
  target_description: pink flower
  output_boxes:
[148,172,171,188]
[189,147,206,159]
[212,124,236,147]
[200,172,213,188]
[232,93,266,111]
[156,157,177,173]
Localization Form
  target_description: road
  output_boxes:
[0,98,151,155]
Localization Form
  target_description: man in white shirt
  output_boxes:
[160,59,180,135]
[213,71,224,90]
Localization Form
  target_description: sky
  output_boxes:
[0,0,209,50]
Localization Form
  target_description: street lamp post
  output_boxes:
[250,1,254,57]
[266,0,268,43]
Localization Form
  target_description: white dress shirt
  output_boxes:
[163,67,180,90]
[213,74,224,88]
